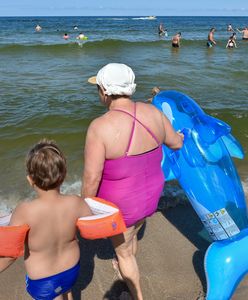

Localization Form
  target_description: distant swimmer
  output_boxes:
[207,28,216,48]
[227,24,234,32]
[158,23,167,37]
[76,33,87,40]
[172,32,181,48]
[236,27,248,40]
[63,33,70,40]
[73,26,78,30]
[76,32,88,47]
[226,33,237,49]
[35,24,42,32]
[147,86,161,103]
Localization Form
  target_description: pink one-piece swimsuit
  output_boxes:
[97,103,164,227]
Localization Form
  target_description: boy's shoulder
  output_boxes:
[9,200,33,226]
[62,194,92,218]
[62,194,82,202]
[14,199,33,212]
[61,194,85,208]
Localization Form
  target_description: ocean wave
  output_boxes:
[0,42,78,53]
[0,180,82,216]
[0,38,238,54]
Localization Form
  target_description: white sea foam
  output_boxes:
[242,179,248,198]
[61,180,81,195]
[0,180,82,216]
[0,178,247,216]
[0,193,21,217]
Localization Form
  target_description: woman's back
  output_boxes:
[99,101,165,159]
[96,100,165,227]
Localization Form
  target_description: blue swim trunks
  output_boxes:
[26,261,80,300]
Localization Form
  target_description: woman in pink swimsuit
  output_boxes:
[82,63,183,300]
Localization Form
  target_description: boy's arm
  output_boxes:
[76,196,93,219]
[0,202,28,272]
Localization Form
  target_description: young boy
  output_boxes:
[0,139,92,300]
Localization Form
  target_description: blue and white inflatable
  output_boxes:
[153,90,248,300]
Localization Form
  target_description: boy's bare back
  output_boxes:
[10,192,91,279]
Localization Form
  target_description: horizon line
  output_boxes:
[0,15,247,17]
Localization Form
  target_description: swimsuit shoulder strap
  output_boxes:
[112,103,136,154]
[111,103,160,154]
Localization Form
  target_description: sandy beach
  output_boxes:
[1,200,248,300]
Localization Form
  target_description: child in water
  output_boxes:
[0,139,92,300]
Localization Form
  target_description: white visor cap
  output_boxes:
[96,63,136,96]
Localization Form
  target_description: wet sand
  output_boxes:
[1,201,248,300]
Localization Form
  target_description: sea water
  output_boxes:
[0,16,247,214]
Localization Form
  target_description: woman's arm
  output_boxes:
[81,119,106,199]
[161,113,184,150]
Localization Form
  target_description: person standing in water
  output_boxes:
[226,33,237,48]
[236,27,248,40]
[158,23,167,37]
[227,24,234,32]
[172,32,181,48]
[207,28,216,48]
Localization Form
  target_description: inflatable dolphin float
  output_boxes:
[153,90,248,300]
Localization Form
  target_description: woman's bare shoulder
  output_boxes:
[137,101,161,116]
[89,113,112,130]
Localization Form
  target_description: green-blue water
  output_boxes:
[0,16,247,214]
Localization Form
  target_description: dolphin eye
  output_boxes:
[180,100,195,115]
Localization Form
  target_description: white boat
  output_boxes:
[147,16,156,20]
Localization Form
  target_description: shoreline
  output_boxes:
[1,202,248,299]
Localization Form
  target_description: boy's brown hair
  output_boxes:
[26,139,66,191]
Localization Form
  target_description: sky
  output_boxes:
[0,0,248,17]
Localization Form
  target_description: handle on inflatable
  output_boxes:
[77,197,127,240]
[0,223,30,257]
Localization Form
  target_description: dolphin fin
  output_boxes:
[221,134,244,159]
[193,114,231,144]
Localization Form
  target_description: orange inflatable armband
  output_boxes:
[77,197,126,240]
[0,214,29,257]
